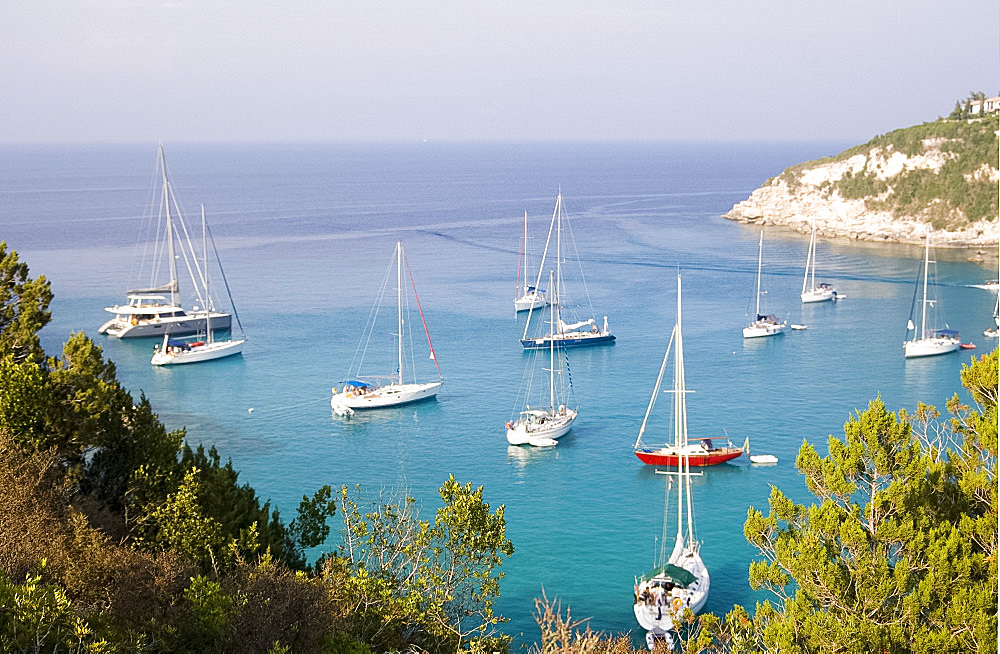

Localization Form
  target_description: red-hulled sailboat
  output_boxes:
[632,273,745,468]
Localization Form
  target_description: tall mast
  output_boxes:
[921,231,930,341]
[675,274,685,544]
[159,144,179,308]
[522,211,528,295]
[548,270,556,412]
[802,224,815,295]
[397,241,404,385]
[755,231,763,317]
[555,192,562,332]
[202,205,212,344]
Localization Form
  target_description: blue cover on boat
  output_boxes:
[935,329,959,336]
[342,380,371,388]
[167,340,190,347]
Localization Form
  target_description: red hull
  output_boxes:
[634,447,744,467]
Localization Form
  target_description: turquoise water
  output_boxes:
[2,142,995,642]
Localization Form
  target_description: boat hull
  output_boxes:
[514,292,547,312]
[742,321,786,338]
[506,409,577,445]
[634,446,743,467]
[903,337,961,358]
[331,381,443,414]
[101,312,232,338]
[151,339,245,365]
[800,288,836,303]
[521,331,615,349]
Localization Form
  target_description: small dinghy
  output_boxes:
[790,324,808,331]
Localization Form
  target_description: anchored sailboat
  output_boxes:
[743,231,787,338]
[507,271,578,446]
[331,242,443,416]
[514,210,548,312]
[904,230,960,358]
[520,192,614,349]
[633,274,710,646]
[151,206,246,365]
[800,222,837,303]
[99,143,231,338]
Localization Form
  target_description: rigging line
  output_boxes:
[205,223,244,335]
[349,254,393,379]
[403,251,442,378]
[561,199,599,322]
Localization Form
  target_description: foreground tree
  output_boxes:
[737,351,998,653]
[0,242,52,364]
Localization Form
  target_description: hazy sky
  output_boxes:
[2,0,997,143]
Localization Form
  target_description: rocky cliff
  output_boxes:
[725,118,999,248]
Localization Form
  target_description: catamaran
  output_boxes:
[514,210,548,312]
[904,230,960,358]
[151,207,246,365]
[331,242,443,416]
[800,222,837,303]
[99,144,231,338]
[633,274,710,648]
[743,231,787,338]
[520,192,614,349]
[507,271,578,446]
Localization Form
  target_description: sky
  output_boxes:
[1,0,998,143]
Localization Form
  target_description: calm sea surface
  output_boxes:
[1,141,995,643]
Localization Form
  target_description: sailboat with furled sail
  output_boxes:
[904,229,960,358]
[633,273,709,648]
[331,242,443,416]
[800,221,838,303]
[514,210,548,312]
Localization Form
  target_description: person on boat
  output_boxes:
[653,584,666,619]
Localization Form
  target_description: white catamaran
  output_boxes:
[904,230,960,358]
[514,210,548,312]
[507,271,578,446]
[520,192,614,348]
[633,273,710,649]
[99,144,231,338]
[331,242,444,416]
[743,231,787,338]
[800,222,837,303]
[151,206,246,365]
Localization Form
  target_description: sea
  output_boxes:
[1,141,995,645]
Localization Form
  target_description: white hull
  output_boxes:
[800,288,835,303]
[514,291,547,312]
[151,339,245,365]
[506,408,577,445]
[101,312,231,338]
[903,337,961,358]
[634,548,710,636]
[331,381,442,415]
[742,320,786,338]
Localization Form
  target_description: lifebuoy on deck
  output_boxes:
[671,597,683,612]
[505,422,513,430]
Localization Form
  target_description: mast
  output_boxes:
[675,274,685,545]
[802,224,815,295]
[920,231,930,341]
[555,192,563,334]
[397,241,404,385]
[548,270,556,412]
[755,231,763,317]
[202,205,212,344]
[521,211,528,296]
[159,144,179,308]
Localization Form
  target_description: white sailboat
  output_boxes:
[520,192,615,348]
[634,273,709,647]
[800,222,837,303]
[985,246,999,338]
[331,242,443,416]
[99,144,231,338]
[904,230,960,358]
[151,207,246,365]
[743,231,787,338]
[507,271,578,446]
[514,210,548,312]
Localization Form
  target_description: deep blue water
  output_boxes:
[1,141,995,644]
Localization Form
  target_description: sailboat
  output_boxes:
[904,230,960,358]
[635,273,743,467]
[985,246,999,338]
[151,207,246,365]
[633,273,710,645]
[520,192,615,348]
[800,222,837,303]
[506,271,578,446]
[99,144,231,338]
[331,242,444,416]
[743,231,787,338]
[514,211,548,312]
